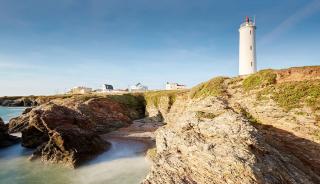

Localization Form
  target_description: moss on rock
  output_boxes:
[242,70,277,91]
[190,77,227,99]
[271,80,320,111]
[144,90,187,108]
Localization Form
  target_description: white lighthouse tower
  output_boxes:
[239,16,257,75]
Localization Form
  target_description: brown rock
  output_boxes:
[275,66,320,83]
[16,103,109,167]
[8,95,145,167]
[143,66,320,184]
[0,117,20,148]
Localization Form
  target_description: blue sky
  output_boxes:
[0,0,319,96]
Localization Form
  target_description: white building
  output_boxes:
[239,16,257,76]
[129,83,148,92]
[69,86,92,94]
[165,82,187,90]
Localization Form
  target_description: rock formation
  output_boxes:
[0,117,20,147]
[143,66,320,184]
[17,103,109,168]
[8,95,145,168]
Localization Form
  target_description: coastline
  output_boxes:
[101,118,163,154]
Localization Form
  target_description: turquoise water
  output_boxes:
[0,107,150,184]
[0,106,26,123]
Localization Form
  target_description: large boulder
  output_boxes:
[12,103,109,168]
[9,96,145,134]
[0,117,20,147]
[76,98,134,133]
[7,96,145,167]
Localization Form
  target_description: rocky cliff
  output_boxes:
[0,117,20,147]
[0,95,67,107]
[143,66,320,184]
[7,94,145,168]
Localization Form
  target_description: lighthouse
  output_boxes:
[239,16,257,76]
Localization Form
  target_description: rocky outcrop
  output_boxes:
[0,117,20,147]
[8,95,145,167]
[9,96,145,134]
[75,97,142,133]
[144,97,320,184]
[0,96,38,107]
[16,103,109,167]
[0,95,74,107]
[275,66,320,83]
[143,66,320,184]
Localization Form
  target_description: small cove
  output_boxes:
[0,106,151,184]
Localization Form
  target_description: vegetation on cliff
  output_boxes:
[195,111,218,120]
[255,79,320,111]
[271,80,320,111]
[144,90,187,108]
[190,76,227,98]
[241,68,320,111]
[242,69,277,91]
[107,94,146,116]
[144,66,320,184]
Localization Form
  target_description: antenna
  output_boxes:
[253,15,256,25]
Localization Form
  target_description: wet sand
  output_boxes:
[101,118,164,152]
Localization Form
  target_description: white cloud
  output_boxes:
[260,0,320,45]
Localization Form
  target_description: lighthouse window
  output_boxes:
[250,46,252,50]
[251,62,253,66]
[250,30,251,35]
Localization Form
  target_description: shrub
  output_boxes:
[240,108,260,124]
[144,90,187,108]
[271,80,320,111]
[108,94,145,110]
[196,111,217,120]
[190,77,227,99]
[242,69,277,91]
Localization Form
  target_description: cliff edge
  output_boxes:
[143,66,320,184]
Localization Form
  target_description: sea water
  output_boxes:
[0,106,26,123]
[0,107,151,184]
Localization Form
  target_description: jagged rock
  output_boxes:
[15,103,109,168]
[8,113,30,133]
[76,98,134,133]
[0,117,20,148]
[22,107,33,114]
[143,95,320,183]
[275,66,320,83]
[9,96,145,134]
[8,96,145,167]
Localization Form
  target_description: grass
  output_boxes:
[144,90,187,108]
[271,80,320,111]
[295,111,307,116]
[256,86,274,101]
[240,108,260,125]
[196,111,217,120]
[243,69,320,112]
[254,78,320,111]
[190,77,227,99]
[108,94,145,110]
[242,69,277,91]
